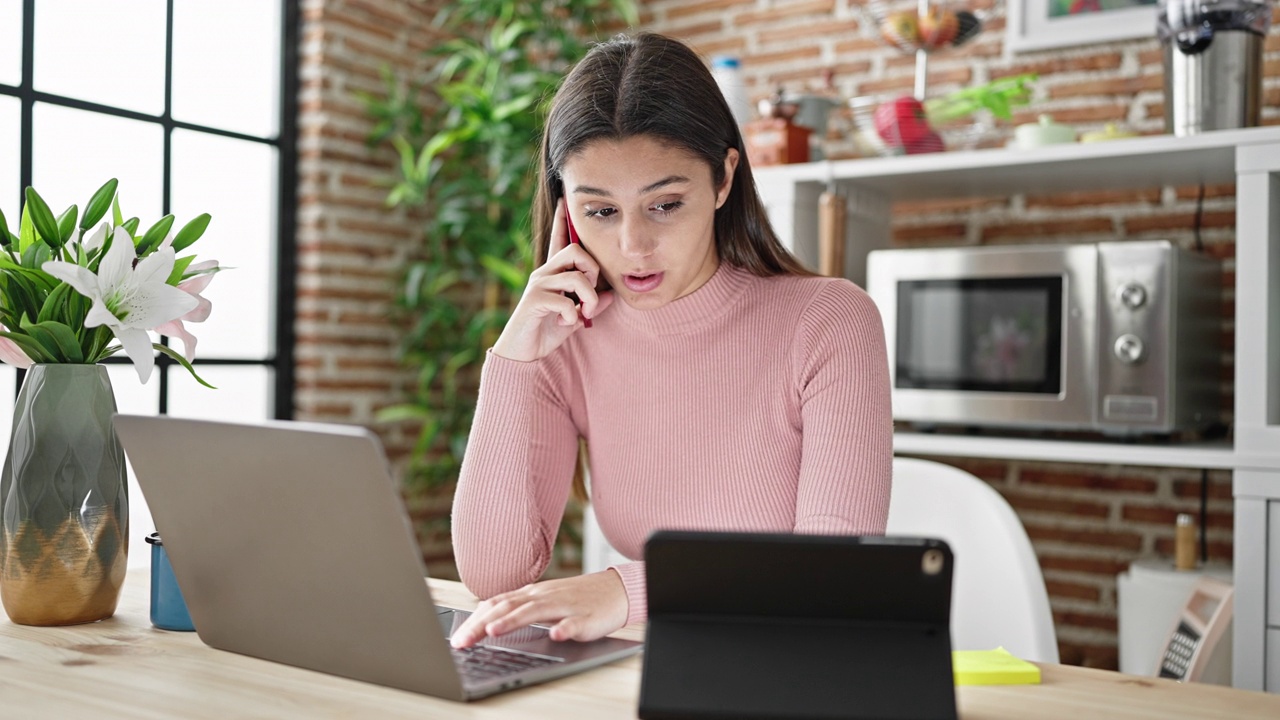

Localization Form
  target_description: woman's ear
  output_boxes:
[715,148,740,209]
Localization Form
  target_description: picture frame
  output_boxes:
[1006,0,1159,53]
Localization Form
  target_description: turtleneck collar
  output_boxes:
[609,262,755,336]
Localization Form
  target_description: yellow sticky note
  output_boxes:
[952,647,1042,686]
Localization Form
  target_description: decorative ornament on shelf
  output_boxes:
[0,179,219,626]
[870,0,991,100]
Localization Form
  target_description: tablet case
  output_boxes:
[638,531,957,720]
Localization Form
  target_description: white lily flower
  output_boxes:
[42,226,198,383]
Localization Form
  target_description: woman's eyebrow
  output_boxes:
[572,175,692,198]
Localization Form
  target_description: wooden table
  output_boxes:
[2,569,1278,718]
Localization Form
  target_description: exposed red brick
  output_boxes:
[666,0,756,21]
[1025,525,1144,551]
[758,18,860,44]
[1053,609,1118,633]
[1120,505,1232,530]
[891,223,968,242]
[743,46,823,67]
[1003,491,1111,519]
[1019,468,1157,493]
[1048,74,1163,99]
[993,53,1123,79]
[1039,555,1131,577]
[1153,537,1234,561]
[1124,211,1235,234]
[981,218,1114,242]
[1058,642,1120,670]
[734,0,836,26]
[1024,189,1161,209]
[664,20,724,39]
[1172,476,1232,500]
[1046,579,1102,602]
[893,197,1010,215]
[1173,183,1236,200]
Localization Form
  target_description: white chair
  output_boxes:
[888,456,1059,663]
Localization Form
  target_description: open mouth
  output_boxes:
[623,272,664,293]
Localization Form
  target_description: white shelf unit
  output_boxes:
[754,125,1280,692]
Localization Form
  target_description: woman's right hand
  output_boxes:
[491,199,614,362]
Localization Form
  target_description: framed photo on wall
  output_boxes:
[1006,0,1159,52]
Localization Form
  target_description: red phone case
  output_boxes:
[565,208,592,328]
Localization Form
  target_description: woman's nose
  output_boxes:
[619,216,657,258]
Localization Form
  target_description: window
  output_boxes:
[0,0,297,562]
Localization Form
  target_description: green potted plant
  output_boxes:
[360,2,636,551]
[0,179,217,626]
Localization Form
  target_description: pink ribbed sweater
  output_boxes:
[451,263,893,625]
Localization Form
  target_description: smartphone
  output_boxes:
[564,206,592,328]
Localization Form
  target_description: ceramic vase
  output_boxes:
[0,364,128,625]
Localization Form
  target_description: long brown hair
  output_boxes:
[532,32,813,277]
[530,33,814,503]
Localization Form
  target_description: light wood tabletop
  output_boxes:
[2,568,1278,719]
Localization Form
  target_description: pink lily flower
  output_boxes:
[154,260,217,361]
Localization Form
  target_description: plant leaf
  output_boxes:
[22,319,84,363]
[154,343,217,389]
[82,178,118,230]
[111,193,123,228]
[0,330,55,363]
[167,255,196,285]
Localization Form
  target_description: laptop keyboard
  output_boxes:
[451,644,562,683]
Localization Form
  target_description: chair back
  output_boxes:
[887,457,1060,663]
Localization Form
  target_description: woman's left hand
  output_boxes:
[449,570,630,648]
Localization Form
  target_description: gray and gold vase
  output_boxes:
[0,364,128,625]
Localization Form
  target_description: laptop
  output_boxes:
[113,415,642,701]
[639,530,957,720]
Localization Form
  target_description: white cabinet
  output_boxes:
[755,126,1280,691]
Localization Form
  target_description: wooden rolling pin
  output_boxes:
[818,189,846,278]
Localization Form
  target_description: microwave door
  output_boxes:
[877,243,1099,430]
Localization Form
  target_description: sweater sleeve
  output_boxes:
[792,281,893,535]
[451,350,579,599]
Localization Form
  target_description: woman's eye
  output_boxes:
[586,207,617,219]
[653,201,684,215]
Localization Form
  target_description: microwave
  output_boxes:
[866,241,1221,435]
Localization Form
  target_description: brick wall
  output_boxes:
[638,0,1253,668]
[295,0,1251,666]
[296,0,459,576]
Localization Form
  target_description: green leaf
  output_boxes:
[167,255,196,285]
[478,255,526,290]
[36,282,72,324]
[111,193,123,228]
[121,217,140,237]
[18,204,35,252]
[22,320,84,363]
[138,214,175,255]
[57,204,79,244]
[374,404,433,423]
[171,213,211,252]
[154,343,217,389]
[82,178,118,230]
[24,187,61,248]
[0,330,54,363]
[0,206,9,244]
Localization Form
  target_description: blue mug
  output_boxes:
[146,532,195,631]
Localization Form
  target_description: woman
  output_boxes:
[450,32,891,648]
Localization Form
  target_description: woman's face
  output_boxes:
[561,135,738,311]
